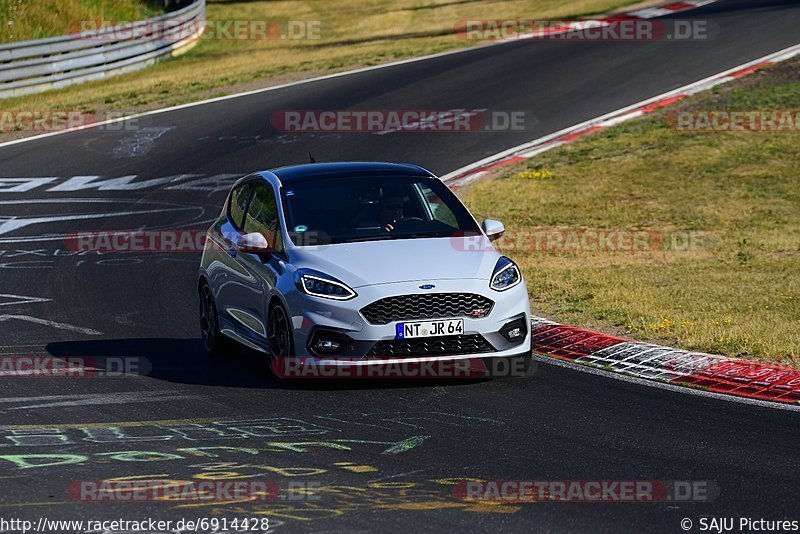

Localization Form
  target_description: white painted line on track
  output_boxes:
[0,294,51,307]
[0,392,196,409]
[0,315,102,335]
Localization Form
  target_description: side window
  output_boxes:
[229,183,253,230]
[244,183,284,253]
[417,183,459,228]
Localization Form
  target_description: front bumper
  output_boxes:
[283,278,531,363]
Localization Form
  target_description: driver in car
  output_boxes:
[350,188,406,232]
[378,193,404,232]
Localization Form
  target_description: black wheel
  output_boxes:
[267,302,294,376]
[200,283,234,358]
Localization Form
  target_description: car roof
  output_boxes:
[266,162,435,185]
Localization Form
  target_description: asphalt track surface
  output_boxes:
[0,0,799,531]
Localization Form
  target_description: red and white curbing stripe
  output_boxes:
[613,0,717,20]
[442,44,800,188]
[497,0,717,43]
[530,319,800,405]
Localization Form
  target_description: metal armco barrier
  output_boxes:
[0,0,205,99]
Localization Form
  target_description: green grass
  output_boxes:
[0,0,162,43]
[0,0,645,124]
[461,58,800,366]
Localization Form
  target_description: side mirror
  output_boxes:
[237,232,271,254]
[482,219,505,242]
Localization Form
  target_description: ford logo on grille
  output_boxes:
[419,284,435,290]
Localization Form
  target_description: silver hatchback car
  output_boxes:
[198,162,531,378]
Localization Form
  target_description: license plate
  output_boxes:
[396,319,463,339]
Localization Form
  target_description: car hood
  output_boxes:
[289,236,502,288]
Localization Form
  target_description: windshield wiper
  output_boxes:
[338,235,392,243]
[337,231,452,244]
[388,231,450,239]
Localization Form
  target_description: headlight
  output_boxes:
[294,269,357,300]
[490,256,521,291]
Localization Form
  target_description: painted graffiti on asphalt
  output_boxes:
[0,413,512,522]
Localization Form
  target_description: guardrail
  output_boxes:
[0,0,205,99]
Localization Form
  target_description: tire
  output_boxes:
[267,302,294,377]
[199,283,236,358]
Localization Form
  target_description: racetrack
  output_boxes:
[1,0,799,531]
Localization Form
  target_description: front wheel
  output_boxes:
[267,302,294,376]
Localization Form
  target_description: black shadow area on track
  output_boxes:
[45,338,494,390]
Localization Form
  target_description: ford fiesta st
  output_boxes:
[198,162,531,378]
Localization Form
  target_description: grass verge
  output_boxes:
[460,58,800,366]
[0,0,163,43]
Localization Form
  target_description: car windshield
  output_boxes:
[281,175,481,246]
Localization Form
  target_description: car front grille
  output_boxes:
[366,334,496,358]
[360,293,494,325]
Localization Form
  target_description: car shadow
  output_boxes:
[45,338,493,390]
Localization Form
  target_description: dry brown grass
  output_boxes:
[0,0,161,42]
